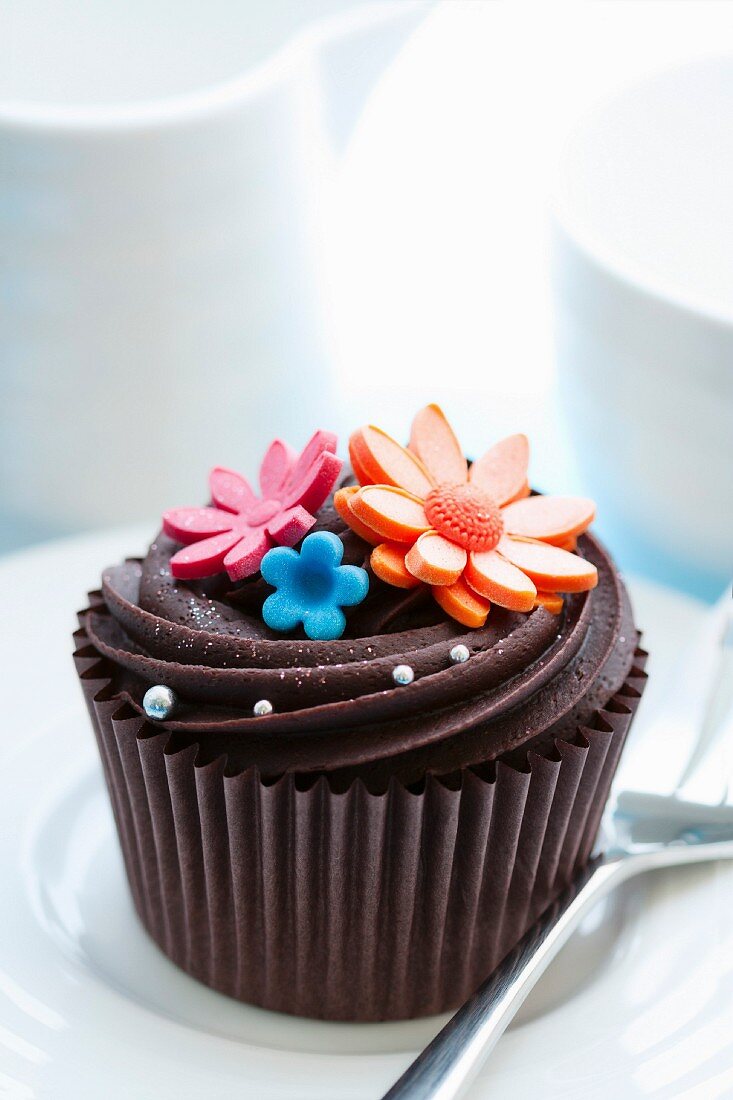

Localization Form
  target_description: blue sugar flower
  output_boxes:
[261,531,369,641]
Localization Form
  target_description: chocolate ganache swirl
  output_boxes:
[83,487,637,787]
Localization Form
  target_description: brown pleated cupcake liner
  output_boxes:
[73,616,647,1022]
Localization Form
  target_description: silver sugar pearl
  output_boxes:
[253,699,274,717]
[143,684,178,721]
[449,644,470,665]
[392,664,414,686]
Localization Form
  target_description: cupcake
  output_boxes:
[73,405,646,1021]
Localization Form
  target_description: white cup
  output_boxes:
[552,58,733,594]
[0,1,426,536]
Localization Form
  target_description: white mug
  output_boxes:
[552,58,733,595]
[0,1,427,535]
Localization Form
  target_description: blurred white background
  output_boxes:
[1,0,731,598]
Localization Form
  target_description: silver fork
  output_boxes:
[382,586,733,1100]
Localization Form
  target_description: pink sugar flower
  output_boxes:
[162,431,343,581]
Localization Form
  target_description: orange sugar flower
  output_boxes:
[334,404,598,628]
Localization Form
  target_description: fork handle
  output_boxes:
[381,857,627,1100]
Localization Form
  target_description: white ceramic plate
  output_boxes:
[2,527,732,1099]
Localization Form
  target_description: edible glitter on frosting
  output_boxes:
[83,489,636,779]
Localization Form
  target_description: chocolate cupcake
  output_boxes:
[73,406,646,1021]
